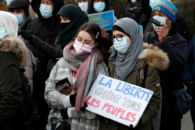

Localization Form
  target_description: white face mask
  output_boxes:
[79,2,88,13]
[152,16,166,31]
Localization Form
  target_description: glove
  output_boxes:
[18,30,33,40]
[70,93,77,107]
[61,108,68,119]
[187,83,195,98]
[80,102,88,112]
[129,119,142,130]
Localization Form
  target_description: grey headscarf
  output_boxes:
[109,18,143,81]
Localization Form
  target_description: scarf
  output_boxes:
[63,42,104,111]
[57,5,89,49]
[110,18,143,81]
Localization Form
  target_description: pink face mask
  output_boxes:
[73,40,94,54]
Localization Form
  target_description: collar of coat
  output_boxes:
[138,43,169,71]
[0,35,29,67]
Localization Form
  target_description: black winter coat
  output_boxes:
[25,0,63,129]
[143,28,188,117]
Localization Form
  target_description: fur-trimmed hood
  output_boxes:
[0,36,29,67]
[138,43,169,71]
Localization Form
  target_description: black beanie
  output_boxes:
[112,25,131,38]
[8,0,29,17]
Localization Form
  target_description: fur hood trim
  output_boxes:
[138,43,169,71]
[0,36,29,67]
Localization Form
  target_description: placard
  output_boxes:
[88,10,115,31]
[139,25,143,36]
[86,74,153,127]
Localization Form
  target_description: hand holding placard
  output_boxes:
[85,74,153,128]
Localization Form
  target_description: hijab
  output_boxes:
[57,5,89,49]
[110,18,143,81]
[0,11,18,37]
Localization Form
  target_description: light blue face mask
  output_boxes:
[39,4,53,19]
[93,2,106,12]
[152,16,166,31]
[15,14,25,25]
[113,37,130,54]
[149,0,161,9]
[0,27,8,39]
[6,0,13,6]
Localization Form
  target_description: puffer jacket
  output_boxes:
[0,36,29,130]
[1,36,37,95]
[99,43,169,130]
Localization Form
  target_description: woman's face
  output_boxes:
[60,16,71,23]
[113,30,131,45]
[76,31,99,49]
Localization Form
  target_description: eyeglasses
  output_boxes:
[75,38,95,47]
[112,34,126,42]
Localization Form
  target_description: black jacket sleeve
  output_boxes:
[30,35,63,59]
[158,35,188,73]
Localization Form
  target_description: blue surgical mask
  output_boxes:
[6,0,13,6]
[152,16,166,31]
[15,14,25,25]
[39,4,53,19]
[0,27,8,39]
[93,2,106,12]
[113,37,130,54]
[149,0,161,9]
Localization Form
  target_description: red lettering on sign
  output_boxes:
[115,108,123,117]
[129,114,136,122]
[106,105,113,113]
[119,110,126,119]
[91,98,96,107]
[125,112,132,121]
[102,103,109,110]
[111,107,118,115]
[95,100,101,108]
[86,96,92,105]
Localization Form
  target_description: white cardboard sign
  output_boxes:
[85,74,153,127]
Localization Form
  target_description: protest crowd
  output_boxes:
[0,0,194,130]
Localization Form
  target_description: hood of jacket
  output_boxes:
[110,43,169,71]
[31,0,64,19]
[87,0,109,14]
[0,36,29,67]
[138,43,169,71]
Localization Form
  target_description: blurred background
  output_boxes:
[64,0,195,40]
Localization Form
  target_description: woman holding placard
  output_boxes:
[99,18,169,130]
[44,22,109,130]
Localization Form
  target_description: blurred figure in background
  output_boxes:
[120,0,142,23]
[8,0,31,31]
[183,35,195,130]
[20,0,64,130]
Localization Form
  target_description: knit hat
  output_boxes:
[0,2,9,12]
[8,0,29,16]
[151,1,177,23]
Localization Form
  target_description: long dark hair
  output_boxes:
[77,22,106,57]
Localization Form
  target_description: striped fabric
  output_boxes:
[44,57,109,130]
[151,1,178,23]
